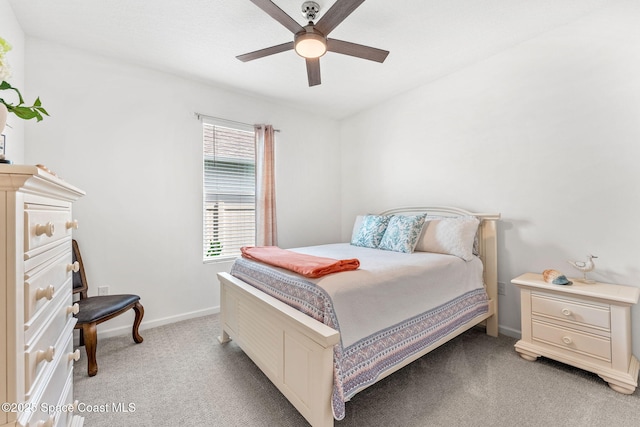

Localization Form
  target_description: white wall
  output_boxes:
[0,0,25,162]
[340,2,640,351]
[23,39,342,335]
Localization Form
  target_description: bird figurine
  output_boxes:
[567,254,598,283]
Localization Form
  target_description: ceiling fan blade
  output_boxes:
[236,41,294,62]
[315,0,366,36]
[249,0,304,34]
[306,58,321,86]
[327,38,389,63]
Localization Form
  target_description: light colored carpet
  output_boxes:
[73,314,639,426]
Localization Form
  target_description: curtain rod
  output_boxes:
[194,112,280,132]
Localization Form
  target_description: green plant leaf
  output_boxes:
[36,106,49,116]
[0,81,25,104]
[10,106,37,120]
[1,80,48,121]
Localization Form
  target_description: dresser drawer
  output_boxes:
[531,292,610,331]
[25,302,77,398]
[24,250,74,323]
[19,327,76,427]
[25,278,75,347]
[532,319,611,363]
[24,239,71,278]
[24,207,73,253]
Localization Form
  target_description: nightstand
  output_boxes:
[512,272,640,394]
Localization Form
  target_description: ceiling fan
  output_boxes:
[237,0,389,86]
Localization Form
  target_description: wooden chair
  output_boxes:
[72,239,144,376]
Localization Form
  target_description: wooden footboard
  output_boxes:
[217,207,500,427]
[218,272,339,427]
[219,271,496,427]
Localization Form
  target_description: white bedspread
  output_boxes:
[289,243,485,348]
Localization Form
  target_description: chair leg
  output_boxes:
[82,322,98,377]
[132,301,144,344]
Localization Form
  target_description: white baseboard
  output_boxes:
[498,324,521,339]
[75,306,221,342]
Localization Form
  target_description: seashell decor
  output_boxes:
[543,269,573,286]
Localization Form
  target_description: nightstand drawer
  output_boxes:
[532,319,611,362]
[532,293,610,331]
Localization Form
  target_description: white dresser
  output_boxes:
[512,272,640,394]
[1,165,85,427]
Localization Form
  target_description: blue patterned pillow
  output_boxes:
[378,214,427,253]
[351,215,392,248]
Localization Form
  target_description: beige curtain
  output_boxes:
[255,124,277,246]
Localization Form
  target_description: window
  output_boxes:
[203,119,255,261]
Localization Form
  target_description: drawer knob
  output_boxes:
[66,219,79,230]
[561,308,572,316]
[35,285,55,301]
[35,222,55,237]
[69,349,81,362]
[37,416,55,427]
[67,303,80,315]
[36,346,55,364]
[67,261,80,273]
[562,336,573,345]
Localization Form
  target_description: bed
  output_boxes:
[217,206,500,427]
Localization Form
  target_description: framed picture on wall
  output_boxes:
[0,134,5,157]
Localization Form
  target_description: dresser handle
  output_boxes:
[562,336,573,345]
[36,346,55,364]
[561,308,572,316]
[67,261,80,273]
[35,285,55,301]
[66,219,79,230]
[69,349,81,362]
[67,303,80,315]
[35,222,55,237]
[37,416,55,427]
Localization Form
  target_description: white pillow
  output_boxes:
[415,216,480,261]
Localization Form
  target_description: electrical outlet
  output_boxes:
[97,286,109,296]
[497,282,506,296]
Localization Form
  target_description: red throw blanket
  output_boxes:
[240,246,360,278]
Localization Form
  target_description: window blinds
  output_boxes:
[203,119,255,260]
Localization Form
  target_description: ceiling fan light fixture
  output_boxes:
[238,0,390,86]
[294,32,327,59]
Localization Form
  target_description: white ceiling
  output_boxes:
[9,0,611,119]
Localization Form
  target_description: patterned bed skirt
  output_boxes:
[230,258,489,420]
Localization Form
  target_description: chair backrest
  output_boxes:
[72,239,89,299]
